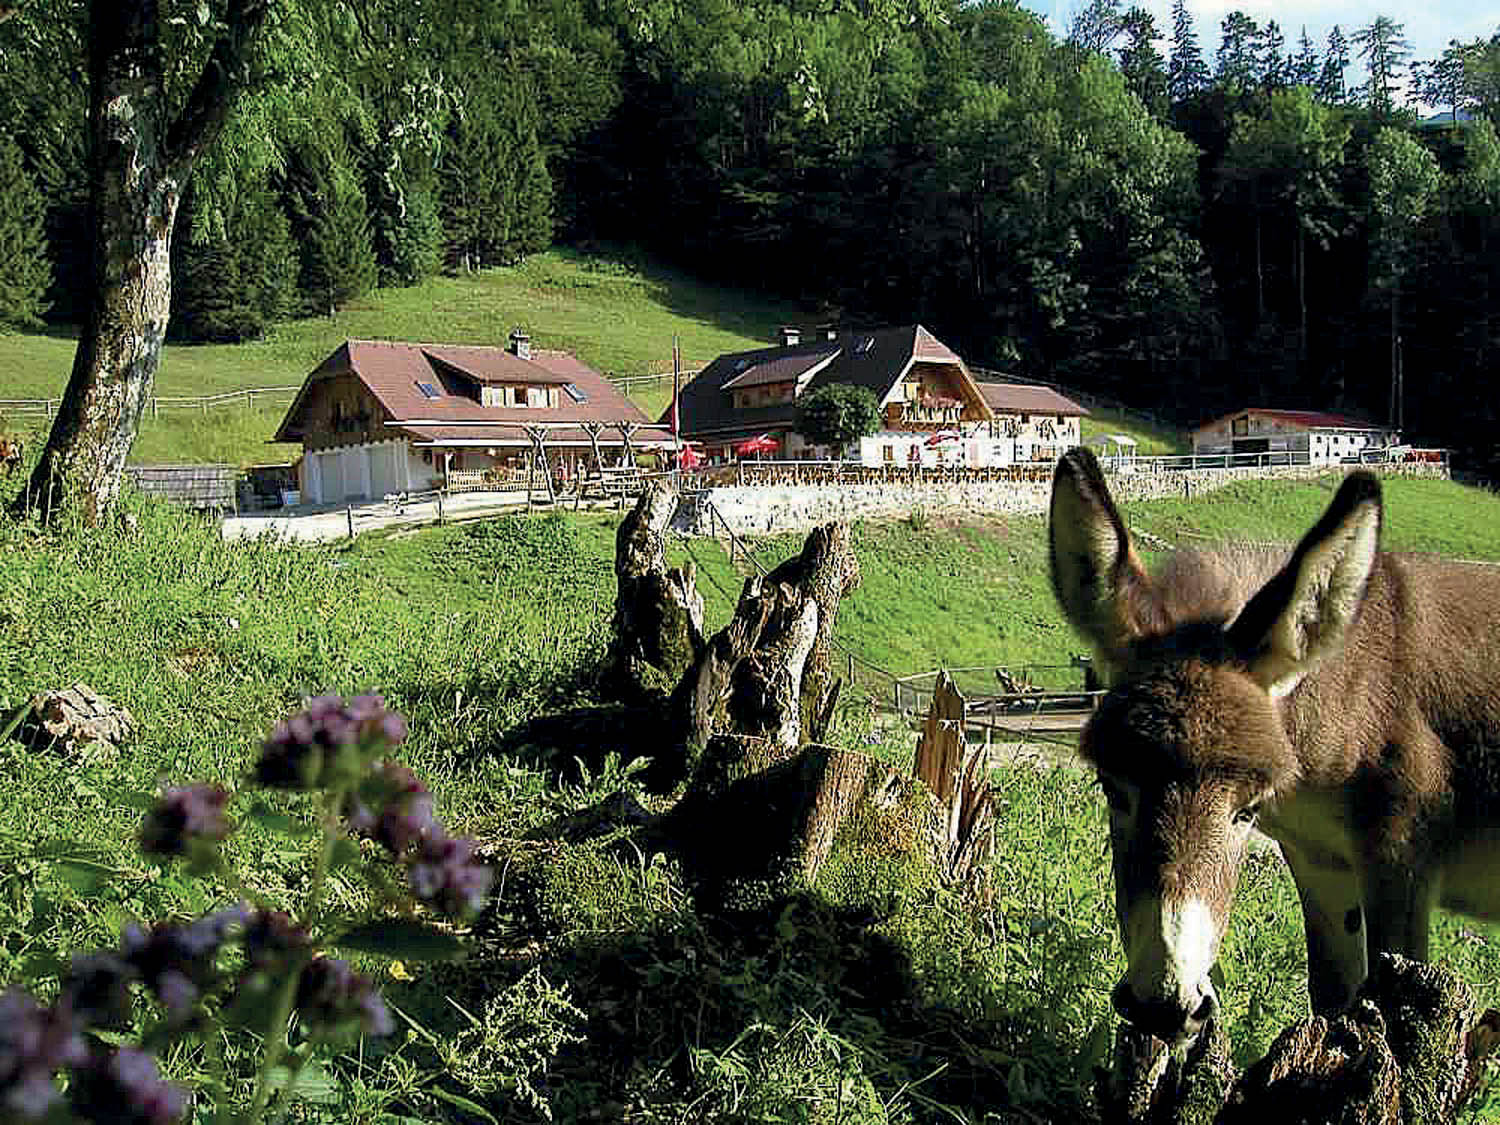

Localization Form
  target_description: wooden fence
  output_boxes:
[1,385,301,421]
[124,464,237,514]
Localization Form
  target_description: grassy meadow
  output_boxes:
[2,469,1500,1122]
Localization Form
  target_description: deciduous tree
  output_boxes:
[15,0,272,524]
[795,384,880,451]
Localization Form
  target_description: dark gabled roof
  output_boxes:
[667,325,976,441]
[721,347,839,390]
[978,382,1089,417]
[274,340,650,443]
[1193,408,1394,434]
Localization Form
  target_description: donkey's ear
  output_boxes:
[1049,448,1153,667]
[1227,471,1383,698]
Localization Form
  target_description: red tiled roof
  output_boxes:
[1193,408,1392,434]
[274,339,651,443]
[977,382,1089,416]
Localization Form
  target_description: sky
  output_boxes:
[1024,0,1496,96]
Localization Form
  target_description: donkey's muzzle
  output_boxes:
[1111,980,1218,1043]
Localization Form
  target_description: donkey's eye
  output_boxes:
[1233,802,1261,826]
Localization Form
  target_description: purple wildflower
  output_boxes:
[69,1046,188,1125]
[118,906,246,1022]
[344,762,436,856]
[295,958,394,1040]
[407,830,493,921]
[61,952,138,1028]
[138,784,233,863]
[0,989,88,1121]
[255,694,408,791]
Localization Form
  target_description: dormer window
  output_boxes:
[416,381,441,399]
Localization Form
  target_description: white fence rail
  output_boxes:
[1,385,301,421]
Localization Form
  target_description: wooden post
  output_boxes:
[346,503,354,539]
[437,488,445,524]
[847,652,855,683]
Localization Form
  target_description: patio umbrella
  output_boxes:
[735,433,779,458]
[924,429,961,447]
[676,444,703,469]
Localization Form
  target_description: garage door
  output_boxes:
[318,451,343,503]
[369,444,401,498]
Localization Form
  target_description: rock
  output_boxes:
[17,683,136,763]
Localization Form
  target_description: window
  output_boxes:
[1232,418,1249,436]
[882,445,894,463]
[516,386,530,406]
[857,336,875,353]
[1020,413,1030,424]
[415,381,441,399]
[563,383,588,403]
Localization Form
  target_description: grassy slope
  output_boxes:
[0,248,807,464]
[1080,408,1189,455]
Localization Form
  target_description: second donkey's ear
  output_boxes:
[1227,471,1383,698]
[1049,448,1154,676]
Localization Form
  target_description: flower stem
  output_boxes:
[241,785,347,1122]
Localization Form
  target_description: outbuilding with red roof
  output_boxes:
[1191,408,1401,465]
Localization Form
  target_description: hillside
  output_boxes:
[2,470,1497,1122]
[0,249,812,464]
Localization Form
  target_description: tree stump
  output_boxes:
[1098,953,1499,1124]
[14,683,136,764]
[911,671,994,883]
[601,481,704,699]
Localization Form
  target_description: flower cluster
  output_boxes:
[0,990,88,1120]
[138,784,233,866]
[344,762,435,854]
[408,831,494,921]
[0,693,489,1119]
[295,958,394,1040]
[69,1046,188,1125]
[256,693,408,791]
[343,760,493,921]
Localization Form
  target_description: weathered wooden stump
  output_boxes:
[1098,953,1500,1124]
[13,683,136,763]
[601,481,704,699]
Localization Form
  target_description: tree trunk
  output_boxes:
[15,0,269,525]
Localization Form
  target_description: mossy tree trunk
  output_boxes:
[16,0,270,525]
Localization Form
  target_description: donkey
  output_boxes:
[1048,448,1500,1044]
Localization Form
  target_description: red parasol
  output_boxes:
[924,429,961,446]
[735,433,780,457]
[676,444,703,468]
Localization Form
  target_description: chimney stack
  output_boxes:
[778,326,800,348]
[509,328,531,360]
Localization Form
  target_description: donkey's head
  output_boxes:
[1048,450,1383,1042]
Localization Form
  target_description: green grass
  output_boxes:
[1080,408,1189,456]
[2,470,1499,1122]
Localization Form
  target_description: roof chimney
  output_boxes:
[779,326,800,348]
[821,324,838,341]
[509,328,531,360]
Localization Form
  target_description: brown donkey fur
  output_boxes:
[1049,448,1500,1043]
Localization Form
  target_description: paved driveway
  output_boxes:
[221,490,535,543]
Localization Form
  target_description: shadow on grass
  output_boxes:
[368,774,1115,1124]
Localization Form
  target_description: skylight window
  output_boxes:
[415,381,441,399]
[563,382,589,403]
[857,337,875,354]
[735,359,750,371]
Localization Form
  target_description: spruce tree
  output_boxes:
[382,182,445,285]
[1167,0,1210,103]
[1216,12,1261,94]
[497,72,553,261]
[1292,27,1320,88]
[1258,20,1287,92]
[293,155,378,316]
[1320,26,1351,103]
[0,133,52,329]
[173,179,297,341]
[1353,17,1412,118]
[440,80,508,270]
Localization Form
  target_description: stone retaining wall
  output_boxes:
[674,461,1449,538]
